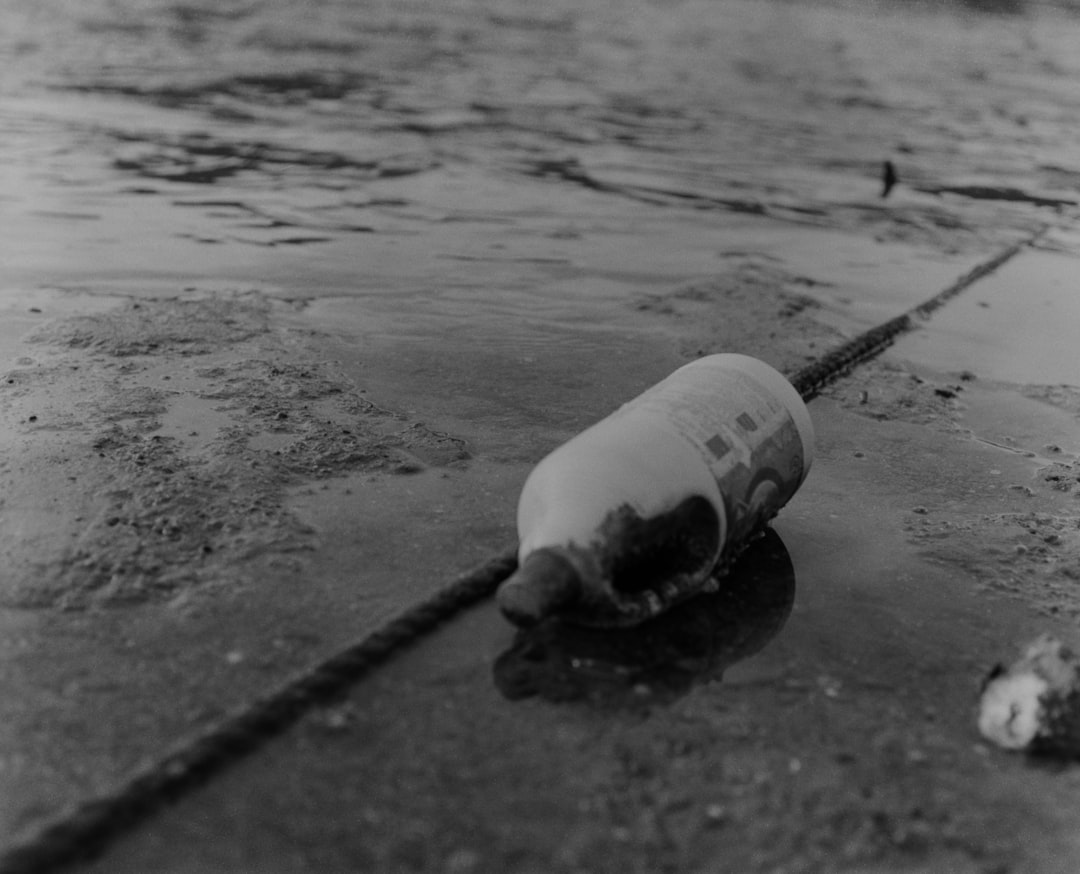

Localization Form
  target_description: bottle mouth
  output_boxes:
[501,496,723,628]
[496,549,582,627]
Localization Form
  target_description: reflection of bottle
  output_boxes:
[496,354,813,627]
[494,528,796,706]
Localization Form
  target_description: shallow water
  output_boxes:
[4,0,1080,443]
[5,0,1080,286]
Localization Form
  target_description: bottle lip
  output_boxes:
[497,548,582,627]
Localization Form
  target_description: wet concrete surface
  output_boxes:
[3,0,1080,871]
[72,392,1080,874]
[890,244,1080,385]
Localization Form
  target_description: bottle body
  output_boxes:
[497,354,813,627]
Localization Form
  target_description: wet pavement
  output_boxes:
[3,0,1080,872]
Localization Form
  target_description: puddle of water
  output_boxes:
[891,248,1080,386]
[943,377,1080,461]
[493,528,795,707]
[766,401,1080,694]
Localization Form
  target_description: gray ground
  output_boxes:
[3,0,1080,871]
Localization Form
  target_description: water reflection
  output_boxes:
[493,528,795,708]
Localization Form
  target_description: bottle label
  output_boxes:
[625,364,807,555]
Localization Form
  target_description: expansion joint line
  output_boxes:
[0,225,1047,874]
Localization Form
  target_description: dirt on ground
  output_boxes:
[1,292,471,611]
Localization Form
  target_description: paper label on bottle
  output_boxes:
[626,365,807,554]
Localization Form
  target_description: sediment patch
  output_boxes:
[28,294,271,356]
[907,511,1080,620]
[822,360,969,426]
[629,258,842,367]
[1,291,469,609]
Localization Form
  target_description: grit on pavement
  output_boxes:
[2,0,1080,871]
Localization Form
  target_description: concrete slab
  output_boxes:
[3,0,1080,872]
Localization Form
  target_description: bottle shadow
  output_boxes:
[493,527,796,708]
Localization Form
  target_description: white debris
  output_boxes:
[978,634,1080,756]
[978,670,1049,750]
